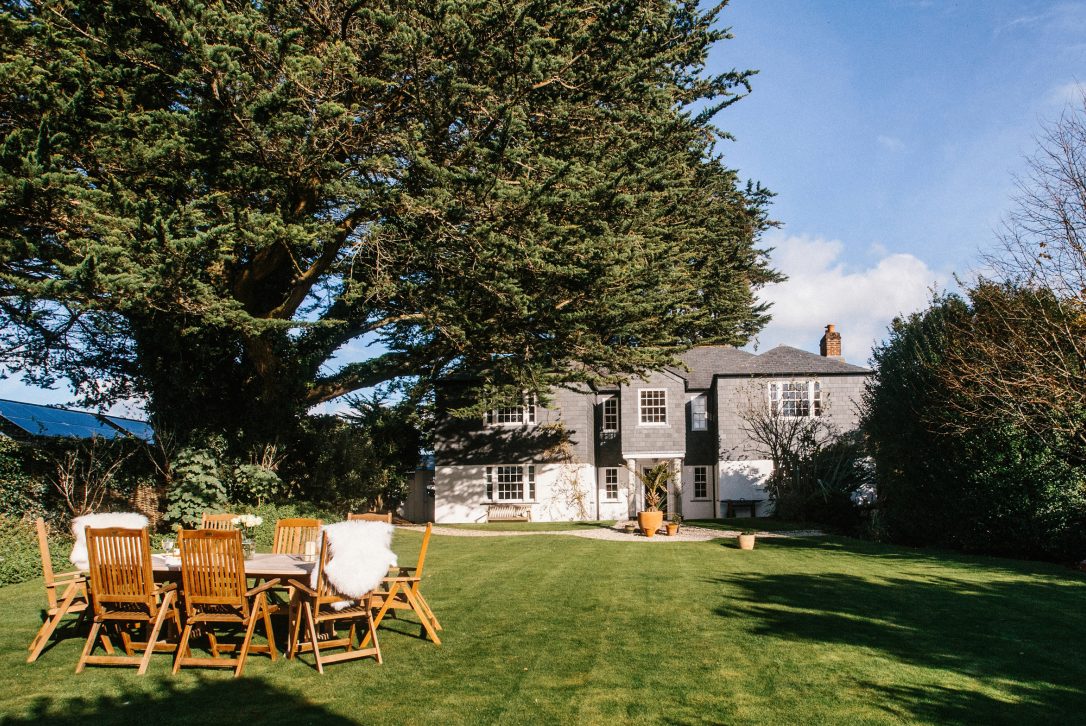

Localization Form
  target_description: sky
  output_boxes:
[715,0,1086,363]
[3,0,1085,413]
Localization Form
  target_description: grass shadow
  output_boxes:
[712,567,1086,722]
[0,675,355,726]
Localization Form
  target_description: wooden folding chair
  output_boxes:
[172,529,279,677]
[273,518,322,554]
[364,522,442,647]
[201,512,236,530]
[287,533,381,674]
[347,512,392,523]
[77,527,180,675]
[27,517,89,663]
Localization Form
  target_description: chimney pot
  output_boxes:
[820,324,842,358]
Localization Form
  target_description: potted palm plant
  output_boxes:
[633,462,672,538]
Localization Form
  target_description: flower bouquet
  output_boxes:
[231,514,263,558]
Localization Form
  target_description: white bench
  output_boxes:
[487,504,532,522]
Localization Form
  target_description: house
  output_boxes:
[431,325,870,523]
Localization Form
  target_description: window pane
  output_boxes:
[602,398,618,431]
[496,465,524,500]
[691,394,707,431]
[639,390,667,424]
[693,467,707,499]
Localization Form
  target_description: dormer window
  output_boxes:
[769,381,822,418]
[485,394,537,426]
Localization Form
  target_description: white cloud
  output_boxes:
[1048,80,1086,106]
[877,135,905,152]
[750,233,946,365]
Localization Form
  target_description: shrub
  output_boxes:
[164,447,229,527]
[0,515,73,587]
[0,439,47,520]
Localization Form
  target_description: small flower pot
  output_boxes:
[738,533,756,550]
[666,523,679,536]
[623,523,637,535]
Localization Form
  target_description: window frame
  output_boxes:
[602,468,619,501]
[692,466,708,500]
[690,394,708,431]
[768,380,822,418]
[601,397,619,433]
[484,394,538,427]
[484,464,536,502]
[638,388,669,426]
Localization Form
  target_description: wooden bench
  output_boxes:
[722,499,764,518]
[487,504,532,522]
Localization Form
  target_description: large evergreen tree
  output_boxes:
[1,0,778,444]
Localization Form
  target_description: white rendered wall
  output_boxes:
[718,459,774,517]
[434,463,598,523]
[679,466,716,520]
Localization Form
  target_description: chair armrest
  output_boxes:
[382,576,420,584]
[246,578,281,597]
[286,578,318,596]
[154,582,178,595]
[54,570,86,581]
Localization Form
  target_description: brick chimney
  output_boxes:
[819,324,842,358]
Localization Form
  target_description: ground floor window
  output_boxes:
[693,467,708,499]
[485,465,535,501]
[603,468,619,500]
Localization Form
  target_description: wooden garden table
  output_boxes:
[152,552,315,581]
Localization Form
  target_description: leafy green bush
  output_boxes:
[165,447,229,526]
[0,439,47,520]
[0,515,73,587]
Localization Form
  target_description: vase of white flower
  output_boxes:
[231,514,263,559]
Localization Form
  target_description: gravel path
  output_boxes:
[400,522,824,542]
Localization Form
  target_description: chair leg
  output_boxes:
[303,602,323,674]
[288,597,303,660]
[366,602,382,665]
[172,621,195,674]
[412,585,442,632]
[138,591,174,675]
[402,585,442,646]
[235,599,262,678]
[361,582,399,649]
[260,595,278,662]
[28,582,83,662]
[76,620,102,674]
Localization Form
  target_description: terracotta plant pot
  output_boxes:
[638,510,664,538]
[623,523,636,534]
[666,523,679,536]
[738,533,756,550]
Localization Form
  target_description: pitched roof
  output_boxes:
[674,346,757,388]
[670,344,869,388]
[731,345,870,377]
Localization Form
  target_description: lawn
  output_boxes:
[2,530,1084,725]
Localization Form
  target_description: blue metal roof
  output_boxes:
[0,399,154,442]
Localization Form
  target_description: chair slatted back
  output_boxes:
[35,518,59,609]
[85,527,156,616]
[201,512,236,530]
[347,512,392,523]
[311,533,351,608]
[273,518,322,554]
[178,529,248,619]
[415,522,434,579]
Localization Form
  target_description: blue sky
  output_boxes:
[3,0,1085,411]
[716,0,1086,362]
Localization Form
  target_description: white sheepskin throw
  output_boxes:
[69,512,149,570]
[313,520,397,606]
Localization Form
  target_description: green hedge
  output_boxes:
[0,516,73,587]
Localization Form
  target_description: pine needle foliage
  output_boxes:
[0,0,779,444]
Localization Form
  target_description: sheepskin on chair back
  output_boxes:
[69,512,149,570]
[312,520,397,600]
